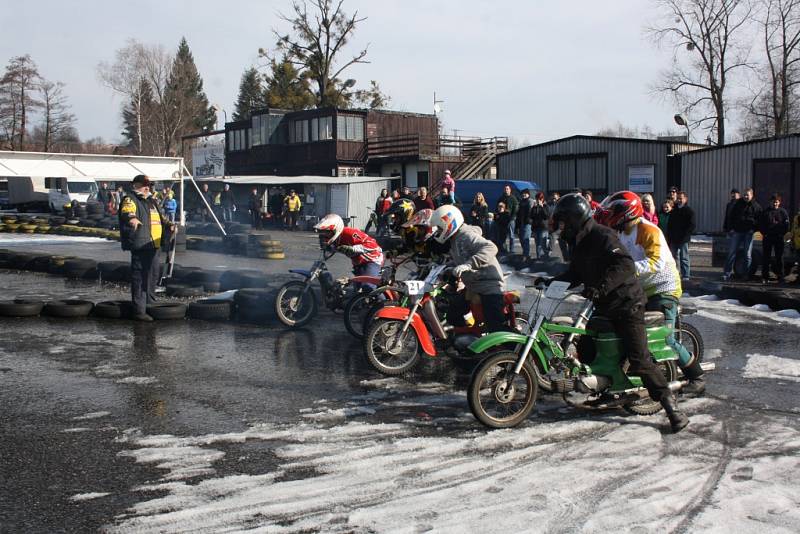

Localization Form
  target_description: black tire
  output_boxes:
[187,299,232,321]
[98,261,128,282]
[146,302,187,320]
[234,288,277,323]
[93,300,131,319]
[676,321,704,370]
[362,298,395,335]
[165,284,205,297]
[63,258,98,279]
[467,350,539,429]
[274,281,318,327]
[186,269,223,286]
[239,273,269,288]
[363,318,421,375]
[622,360,678,416]
[0,300,44,317]
[11,253,37,270]
[29,255,53,272]
[343,291,376,339]
[42,299,95,317]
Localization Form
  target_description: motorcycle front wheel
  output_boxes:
[275,281,318,327]
[468,351,539,429]
[364,318,421,375]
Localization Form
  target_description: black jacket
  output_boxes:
[119,192,167,252]
[220,189,236,208]
[248,194,260,213]
[530,202,551,231]
[723,199,738,232]
[666,203,696,246]
[554,219,645,315]
[758,206,790,236]
[516,196,533,227]
[468,203,488,226]
[498,193,519,219]
[729,198,762,233]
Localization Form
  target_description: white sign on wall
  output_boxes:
[192,145,225,177]
[628,164,655,193]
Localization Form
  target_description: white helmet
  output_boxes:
[314,213,344,245]
[430,205,464,244]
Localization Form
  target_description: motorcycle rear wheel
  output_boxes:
[622,359,678,416]
[343,291,376,339]
[676,321,704,370]
[468,351,539,429]
[364,318,421,375]
[275,281,318,327]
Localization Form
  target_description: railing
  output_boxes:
[367,134,507,160]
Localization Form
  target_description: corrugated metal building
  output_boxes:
[497,135,699,198]
[677,134,800,233]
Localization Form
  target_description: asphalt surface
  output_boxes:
[1,235,799,532]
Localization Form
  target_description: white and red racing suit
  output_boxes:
[335,227,384,267]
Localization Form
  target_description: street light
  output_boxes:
[674,113,690,143]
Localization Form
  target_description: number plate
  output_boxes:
[404,280,426,295]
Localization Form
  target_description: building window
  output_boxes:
[337,114,364,141]
[319,116,332,140]
[251,115,262,145]
[310,118,319,142]
[227,132,234,151]
[247,128,252,149]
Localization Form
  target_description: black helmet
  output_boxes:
[551,193,591,241]
[386,199,415,232]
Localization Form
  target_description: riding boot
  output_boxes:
[681,359,706,398]
[661,394,689,433]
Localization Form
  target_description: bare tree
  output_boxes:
[38,80,76,152]
[0,55,42,150]
[649,0,754,145]
[748,0,800,136]
[263,0,369,107]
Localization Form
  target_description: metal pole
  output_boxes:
[182,162,226,236]
[178,164,185,227]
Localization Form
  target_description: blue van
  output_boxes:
[455,179,541,211]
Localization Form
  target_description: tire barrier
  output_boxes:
[93,300,131,319]
[63,258,98,279]
[146,302,187,320]
[42,299,95,318]
[0,299,44,317]
[165,283,205,298]
[187,299,232,321]
[234,288,278,324]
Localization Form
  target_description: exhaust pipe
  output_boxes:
[668,380,683,392]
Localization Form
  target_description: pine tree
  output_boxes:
[233,67,265,120]
[263,58,314,111]
[162,37,215,155]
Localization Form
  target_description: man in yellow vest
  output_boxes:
[119,174,174,321]
[284,189,302,231]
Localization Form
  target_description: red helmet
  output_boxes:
[594,191,643,230]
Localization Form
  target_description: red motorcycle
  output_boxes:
[363,265,525,375]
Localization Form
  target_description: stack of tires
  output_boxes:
[187,299,232,321]
[48,255,74,275]
[98,260,131,283]
[91,300,187,320]
[223,233,249,255]
[63,258,98,279]
[246,234,285,260]
[220,269,268,291]
[234,288,278,324]
[184,269,224,292]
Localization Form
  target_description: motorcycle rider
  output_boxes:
[385,198,415,234]
[550,193,689,433]
[594,191,705,397]
[314,213,384,289]
[429,205,508,333]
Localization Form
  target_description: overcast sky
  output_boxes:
[2,0,686,145]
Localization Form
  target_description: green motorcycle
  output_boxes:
[466,281,714,429]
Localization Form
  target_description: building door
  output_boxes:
[417,171,429,190]
[753,159,797,219]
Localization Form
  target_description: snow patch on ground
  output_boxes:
[777,309,800,319]
[62,427,92,433]
[115,376,158,385]
[0,234,110,245]
[69,492,111,502]
[704,348,723,360]
[73,411,111,421]
[101,381,800,534]
[743,354,800,382]
[751,303,771,311]
[690,235,713,243]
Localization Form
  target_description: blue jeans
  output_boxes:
[353,261,381,291]
[724,231,754,276]
[508,220,516,253]
[671,242,690,278]
[518,224,531,257]
[534,229,549,258]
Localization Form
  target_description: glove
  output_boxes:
[452,263,471,278]
[350,244,366,254]
[582,286,600,301]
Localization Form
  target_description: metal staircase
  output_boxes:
[450,137,508,179]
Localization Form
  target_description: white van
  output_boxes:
[47,177,98,211]
[6,176,97,212]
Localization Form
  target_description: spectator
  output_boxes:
[723,188,741,232]
[442,170,456,202]
[414,186,435,211]
[758,193,790,284]
[666,190,695,281]
[163,189,178,223]
[531,191,551,259]
[268,188,284,227]
[641,193,659,226]
[583,190,600,212]
[248,188,262,229]
[220,184,236,222]
[375,189,392,215]
[468,192,489,229]
[391,189,401,201]
[196,183,214,222]
[792,210,800,284]
[435,186,455,208]
[494,202,512,254]
[484,212,496,244]
[658,199,673,236]
[401,186,413,200]
[548,192,568,260]
[497,185,519,253]
[284,189,302,230]
[667,186,678,204]
[516,189,534,259]
[723,187,762,281]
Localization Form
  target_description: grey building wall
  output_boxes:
[679,135,800,233]
[347,179,390,229]
[497,136,688,199]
